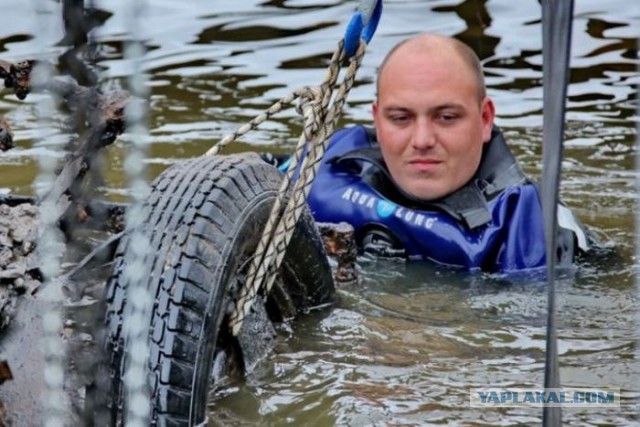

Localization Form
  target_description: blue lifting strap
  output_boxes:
[344,0,383,57]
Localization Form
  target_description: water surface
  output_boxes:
[0,0,638,425]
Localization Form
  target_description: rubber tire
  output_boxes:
[102,153,335,426]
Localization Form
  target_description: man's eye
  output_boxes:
[439,113,458,122]
[389,115,409,124]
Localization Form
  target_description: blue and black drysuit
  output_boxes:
[302,125,590,274]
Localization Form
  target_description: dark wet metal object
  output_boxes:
[318,222,359,285]
[236,296,277,373]
[541,1,574,426]
[0,119,13,151]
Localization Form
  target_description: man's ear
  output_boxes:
[481,97,496,143]
[372,100,379,124]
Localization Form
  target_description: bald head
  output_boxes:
[376,34,486,102]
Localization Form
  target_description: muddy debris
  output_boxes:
[0,203,41,333]
[0,200,110,426]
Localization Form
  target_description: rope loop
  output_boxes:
[228,40,367,336]
[202,36,368,336]
[294,86,323,140]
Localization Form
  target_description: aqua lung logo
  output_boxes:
[341,187,437,229]
[376,200,396,218]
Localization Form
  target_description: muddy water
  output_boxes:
[0,0,638,425]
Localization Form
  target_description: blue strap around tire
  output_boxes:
[344,0,383,57]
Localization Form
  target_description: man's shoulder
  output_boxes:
[329,125,376,148]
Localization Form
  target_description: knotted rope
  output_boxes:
[204,39,367,336]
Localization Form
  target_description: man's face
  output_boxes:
[372,50,495,201]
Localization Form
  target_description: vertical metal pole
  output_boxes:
[121,0,153,425]
[541,0,574,426]
[635,35,640,427]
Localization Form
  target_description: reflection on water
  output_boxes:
[1,0,638,425]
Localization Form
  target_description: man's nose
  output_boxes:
[411,118,436,150]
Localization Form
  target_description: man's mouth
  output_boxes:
[409,158,441,164]
[408,158,442,172]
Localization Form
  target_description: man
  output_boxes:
[303,33,590,273]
